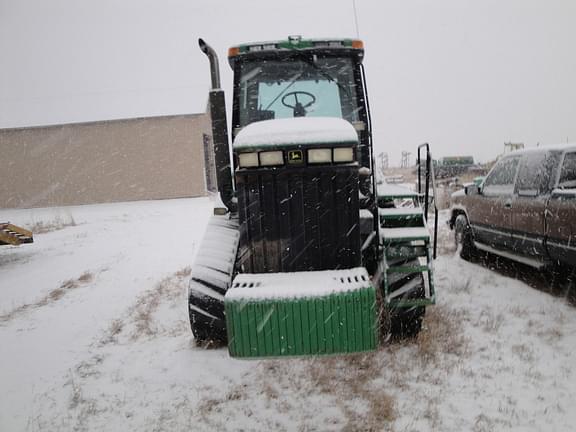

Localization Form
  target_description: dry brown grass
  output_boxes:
[175,267,192,278]
[198,384,248,414]
[451,277,472,294]
[307,354,396,430]
[48,288,65,301]
[536,326,563,343]
[99,319,124,345]
[99,266,191,344]
[130,267,190,339]
[507,305,528,318]
[511,344,534,362]
[195,352,396,431]
[27,215,77,234]
[416,305,469,365]
[58,271,93,291]
[74,355,104,379]
[65,371,99,431]
[77,271,94,283]
[192,301,472,431]
[476,309,505,334]
[0,271,94,323]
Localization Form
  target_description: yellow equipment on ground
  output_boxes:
[0,223,33,246]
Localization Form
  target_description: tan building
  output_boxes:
[0,113,214,209]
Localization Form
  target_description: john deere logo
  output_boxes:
[288,150,303,164]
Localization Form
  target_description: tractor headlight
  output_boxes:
[238,152,259,168]
[259,151,284,166]
[333,147,354,163]
[308,148,332,164]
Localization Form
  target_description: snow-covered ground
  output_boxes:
[1,198,576,431]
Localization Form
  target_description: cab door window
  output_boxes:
[558,152,576,189]
[482,156,520,196]
[515,151,556,197]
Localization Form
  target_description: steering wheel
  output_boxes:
[281,91,316,117]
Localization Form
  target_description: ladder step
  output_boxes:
[385,270,435,307]
[387,255,427,267]
[380,217,424,229]
[387,276,423,300]
[377,184,421,200]
[381,227,430,244]
[386,245,428,260]
[387,265,429,274]
[379,207,424,219]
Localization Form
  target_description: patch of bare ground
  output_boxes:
[0,271,94,323]
[192,302,470,431]
[416,305,470,365]
[27,215,77,234]
[308,354,397,431]
[99,267,191,345]
[207,307,464,428]
[193,352,396,431]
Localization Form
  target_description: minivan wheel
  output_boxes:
[455,214,477,261]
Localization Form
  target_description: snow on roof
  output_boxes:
[552,188,576,196]
[234,117,358,150]
[506,143,576,156]
[225,267,372,301]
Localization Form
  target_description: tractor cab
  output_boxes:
[228,37,372,170]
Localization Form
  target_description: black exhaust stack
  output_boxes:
[198,38,237,213]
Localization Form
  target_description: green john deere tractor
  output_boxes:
[189,36,436,358]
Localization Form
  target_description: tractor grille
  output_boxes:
[235,166,360,273]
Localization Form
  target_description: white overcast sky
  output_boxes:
[1,0,575,163]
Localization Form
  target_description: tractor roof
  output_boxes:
[228,36,364,68]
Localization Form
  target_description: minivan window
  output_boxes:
[558,152,576,189]
[483,156,520,196]
[515,151,554,196]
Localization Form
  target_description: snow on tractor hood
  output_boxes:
[234,117,358,150]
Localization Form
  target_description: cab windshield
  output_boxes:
[236,56,361,129]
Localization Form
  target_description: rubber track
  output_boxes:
[188,215,239,342]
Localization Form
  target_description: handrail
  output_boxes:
[417,143,438,259]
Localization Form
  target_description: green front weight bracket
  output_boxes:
[224,269,378,358]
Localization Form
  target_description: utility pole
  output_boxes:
[400,151,411,168]
[378,152,388,177]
